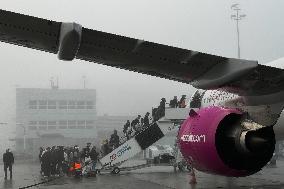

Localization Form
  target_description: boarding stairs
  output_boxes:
[97,107,191,173]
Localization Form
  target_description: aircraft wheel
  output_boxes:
[112,167,120,174]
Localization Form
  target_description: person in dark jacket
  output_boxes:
[169,96,178,108]
[39,147,44,175]
[131,115,141,134]
[101,139,110,156]
[50,146,57,176]
[41,147,52,177]
[123,120,130,140]
[3,149,14,179]
[56,146,64,175]
[82,143,91,158]
[179,95,187,108]
[157,98,166,119]
[143,112,150,129]
[39,147,44,162]
[109,130,120,149]
[90,146,99,171]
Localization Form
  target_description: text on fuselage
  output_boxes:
[180,134,206,143]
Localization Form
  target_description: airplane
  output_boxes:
[1,8,284,177]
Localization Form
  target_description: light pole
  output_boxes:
[16,123,26,153]
[231,4,246,59]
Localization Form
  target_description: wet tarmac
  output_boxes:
[1,160,284,189]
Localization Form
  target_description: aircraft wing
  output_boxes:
[1,9,284,96]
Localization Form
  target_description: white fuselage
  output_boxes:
[188,58,284,141]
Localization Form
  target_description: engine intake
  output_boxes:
[178,106,275,177]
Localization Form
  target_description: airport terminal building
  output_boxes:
[15,88,97,157]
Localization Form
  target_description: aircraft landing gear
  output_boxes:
[112,167,120,174]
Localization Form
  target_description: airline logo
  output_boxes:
[117,144,131,157]
[109,144,132,161]
[181,133,206,143]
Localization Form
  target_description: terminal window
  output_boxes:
[68,101,76,109]
[39,100,47,109]
[77,120,85,129]
[86,101,94,109]
[68,120,76,129]
[26,120,95,130]
[59,100,67,109]
[29,100,37,109]
[39,126,47,130]
[77,101,85,109]
[28,126,37,130]
[29,100,94,110]
[48,100,56,109]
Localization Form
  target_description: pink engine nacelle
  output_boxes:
[178,106,275,177]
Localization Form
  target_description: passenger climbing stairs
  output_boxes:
[97,108,191,173]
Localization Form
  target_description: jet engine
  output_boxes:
[178,106,275,177]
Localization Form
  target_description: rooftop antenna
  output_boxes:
[50,77,59,89]
[56,77,59,89]
[50,77,54,89]
[231,3,246,59]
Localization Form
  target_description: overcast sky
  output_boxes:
[1,0,284,147]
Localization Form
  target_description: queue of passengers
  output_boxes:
[122,95,187,141]
[100,129,120,156]
[39,143,99,177]
[100,95,187,156]
[153,95,187,121]
[122,112,151,141]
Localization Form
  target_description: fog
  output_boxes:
[1,0,284,152]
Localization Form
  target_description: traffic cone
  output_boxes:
[189,168,197,184]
